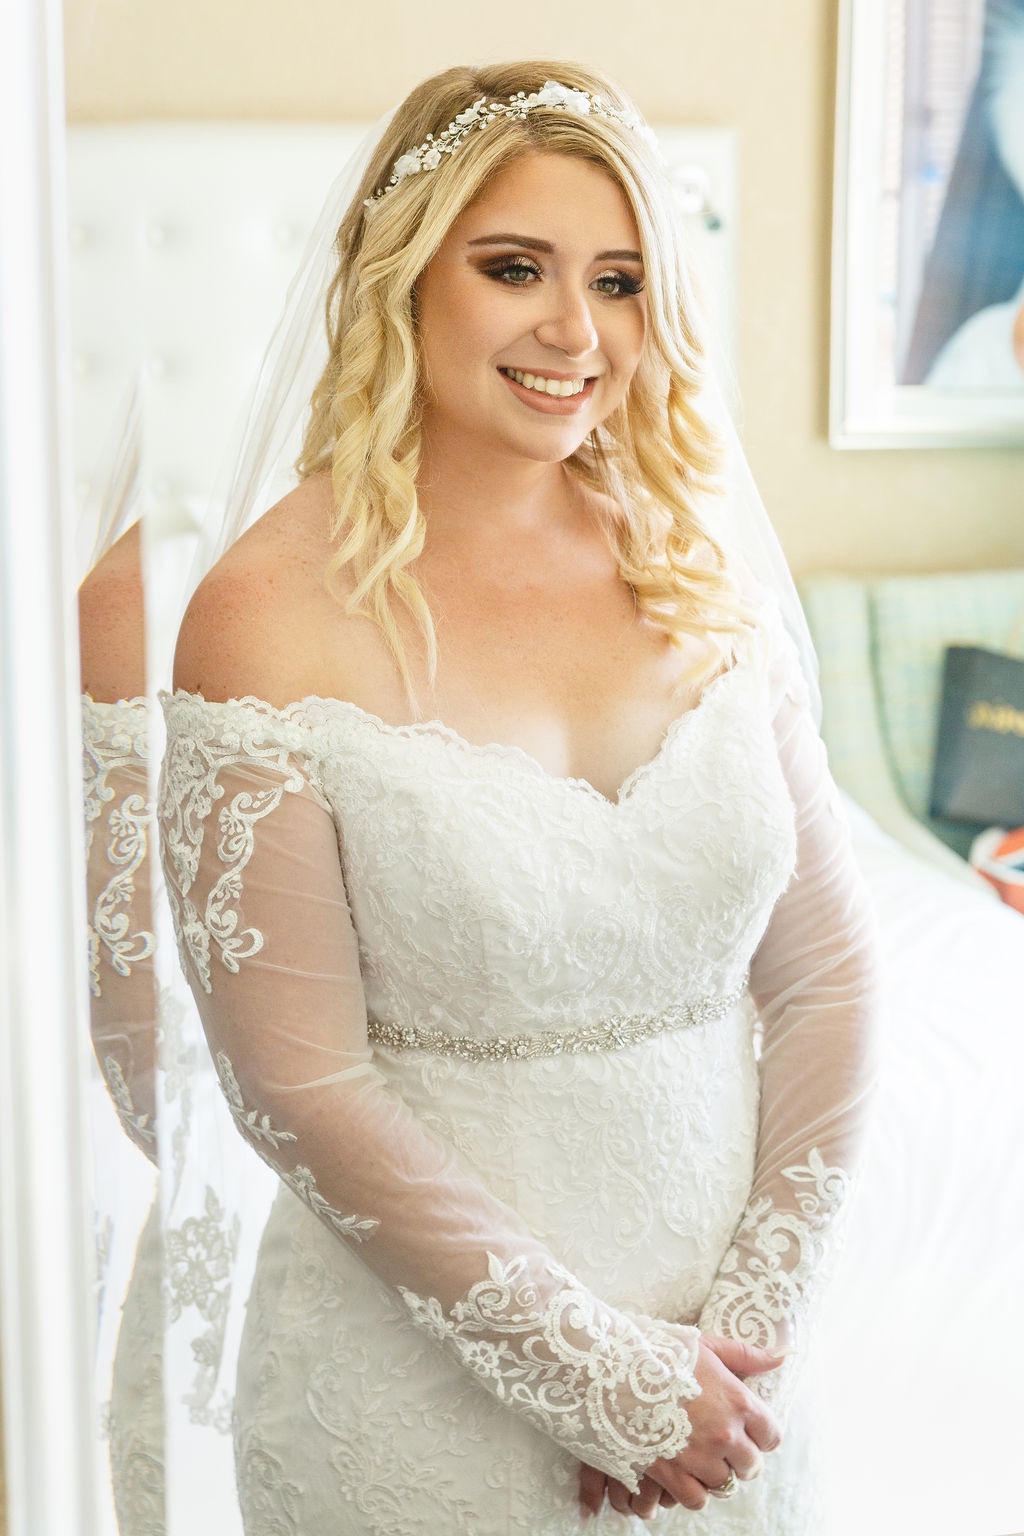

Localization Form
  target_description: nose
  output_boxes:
[533,282,599,359]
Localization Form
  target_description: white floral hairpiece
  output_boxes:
[365,80,656,206]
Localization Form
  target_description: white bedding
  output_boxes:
[817,801,1024,1536]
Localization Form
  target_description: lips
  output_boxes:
[498,367,588,398]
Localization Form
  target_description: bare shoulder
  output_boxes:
[173,476,343,705]
[79,521,146,701]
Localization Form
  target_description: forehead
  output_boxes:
[449,151,640,246]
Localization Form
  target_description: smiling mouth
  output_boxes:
[499,367,589,398]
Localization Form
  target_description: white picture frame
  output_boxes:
[830,0,1024,447]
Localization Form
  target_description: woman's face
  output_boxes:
[415,151,647,465]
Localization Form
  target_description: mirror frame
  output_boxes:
[0,0,104,1532]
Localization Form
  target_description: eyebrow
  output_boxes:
[466,233,643,262]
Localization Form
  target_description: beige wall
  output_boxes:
[64,0,1024,577]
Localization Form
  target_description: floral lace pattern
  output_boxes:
[160,707,323,991]
[82,697,155,996]
[164,1185,240,1430]
[698,1151,850,1413]
[161,677,793,1040]
[103,1053,157,1151]
[108,1426,165,1536]
[400,1252,700,1490]
[215,1050,379,1243]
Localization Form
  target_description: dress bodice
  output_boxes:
[161,655,796,1045]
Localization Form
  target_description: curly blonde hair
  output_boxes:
[297,60,749,691]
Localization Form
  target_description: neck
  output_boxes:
[416,425,585,551]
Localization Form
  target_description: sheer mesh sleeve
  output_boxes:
[157,693,702,1491]
[83,695,158,1162]
[697,625,883,1412]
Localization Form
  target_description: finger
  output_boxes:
[737,1449,764,1482]
[715,1436,764,1482]
[607,1478,633,1515]
[675,1457,732,1494]
[649,1468,710,1513]
[673,1474,710,1513]
[703,1334,787,1378]
[744,1396,783,1454]
[578,1463,606,1517]
[629,1476,662,1520]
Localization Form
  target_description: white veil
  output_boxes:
[185,115,394,589]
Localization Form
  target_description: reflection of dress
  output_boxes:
[158,612,877,1535]
[82,697,166,1536]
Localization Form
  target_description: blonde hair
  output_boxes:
[297,60,749,692]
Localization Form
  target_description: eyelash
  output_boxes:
[480,257,644,298]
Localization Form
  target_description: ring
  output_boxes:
[708,1469,738,1500]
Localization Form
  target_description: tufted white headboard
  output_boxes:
[66,122,737,567]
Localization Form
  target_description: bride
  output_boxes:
[159,61,879,1532]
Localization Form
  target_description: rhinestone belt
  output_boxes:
[367,983,747,1062]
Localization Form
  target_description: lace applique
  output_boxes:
[94,1211,113,1311]
[82,699,155,996]
[235,1436,303,1536]
[699,1149,849,1355]
[159,709,322,991]
[103,1053,157,1150]
[285,1168,379,1244]
[399,1252,700,1490]
[108,1425,166,1536]
[157,982,197,1196]
[164,1184,240,1430]
[214,1051,379,1245]
[216,1051,298,1150]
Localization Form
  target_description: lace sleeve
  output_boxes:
[157,693,701,1491]
[697,626,882,1412]
[83,695,158,1162]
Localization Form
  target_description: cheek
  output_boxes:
[630,304,648,367]
[428,285,501,378]
[610,306,647,382]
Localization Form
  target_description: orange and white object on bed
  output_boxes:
[969,827,1024,914]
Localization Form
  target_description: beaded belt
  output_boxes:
[367,983,747,1062]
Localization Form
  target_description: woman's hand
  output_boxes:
[577,1335,783,1519]
[578,1467,676,1520]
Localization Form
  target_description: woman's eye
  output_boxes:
[592,270,645,298]
[483,258,542,286]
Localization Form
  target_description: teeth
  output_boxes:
[503,368,587,398]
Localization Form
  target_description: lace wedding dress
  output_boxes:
[157,610,879,1536]
[82,696,166,1534]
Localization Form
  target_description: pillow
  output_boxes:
[869,570,1024,856]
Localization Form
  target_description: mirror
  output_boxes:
[0,1,105,1532]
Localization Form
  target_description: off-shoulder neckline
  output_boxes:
[161,662,747,808]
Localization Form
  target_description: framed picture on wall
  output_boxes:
[831,0,1024,446]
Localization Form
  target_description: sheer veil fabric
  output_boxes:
[97,81,884,1535]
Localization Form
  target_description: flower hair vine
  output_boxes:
[365,80,656,206]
